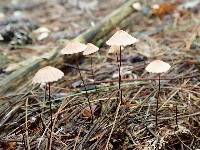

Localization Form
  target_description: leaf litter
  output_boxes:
[0,0,200,149]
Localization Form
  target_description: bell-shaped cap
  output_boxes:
[145,60,171,73]
[61,41,87,55]
[108,45,124,54]
[106,30,138,46]
[83,43,99,55]
[32,66,64,83]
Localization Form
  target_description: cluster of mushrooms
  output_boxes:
[32,30,173,137]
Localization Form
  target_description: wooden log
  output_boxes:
[0,0,137,95]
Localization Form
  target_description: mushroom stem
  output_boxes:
[90,57,98,93]
[48,82,53,150]
[119,46,122,102]
[44,84,47,111]
[119,46,122,66]
[48,83,53,128]
[76,63,93,123]
[118,47,121,90]
[156,73,161,128]
[44,84,47,102]
[116,52,120,102]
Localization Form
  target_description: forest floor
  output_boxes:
[0,0,200,149]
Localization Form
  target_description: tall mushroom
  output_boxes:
[145,60,171,128]
[61,41,94,122]
[32,66,64,146]
[83,43,99,92]
[106,30,138,102]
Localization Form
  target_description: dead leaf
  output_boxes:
[7,142,16,150]
[81,104,101,118]
[153,3,176,19]
[0,141,16,150]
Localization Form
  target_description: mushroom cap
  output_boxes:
[145,60,171,73]
[83,43,99,55]
[106,30,138,46]
[61,41,87,55]
[108,45,124,54]
[32,66,64,84]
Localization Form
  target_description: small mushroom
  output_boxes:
[83,43,99,92]
[83,43,99,55]
[106,30,138,102]
[33,66,64,140]
[106,30,138,46]
[33,66,64,84]
[145,60,171,128]
[61,41,87,55]
[145,60,171,74]
[61,41,94,123]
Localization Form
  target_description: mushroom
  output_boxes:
[145,60,171,128]
[83,43,99,92]
[61,41,87,55]
[61,41,94,122]
[33,66,64,139]
[83,43,99,56]
[106,30,138,102]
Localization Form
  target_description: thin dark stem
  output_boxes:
[176,104,178,127]
[90,57,98,93]
[119,46,122,103]
[44,84,47,111]
[118,64,120,92]
[118,47,121,90]
[119,46,122,67]
[116,52,119,102]
[90,57,94,79]
[44,84,47,102]
[156,74,161,129]
[48,82,52,150]
[76,63,93,123]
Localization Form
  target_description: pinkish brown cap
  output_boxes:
[83,43,99,55]
[32,66,64,83]
[106,30,138,46]
[61,41,87,55]
[108,45,124,54]
[145,60,171,73]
